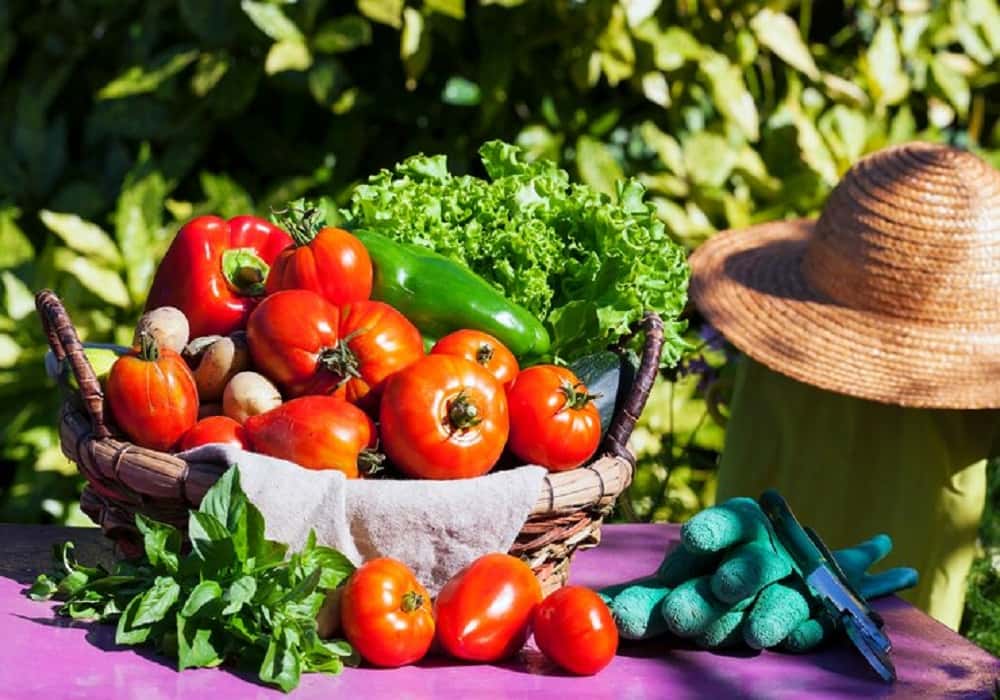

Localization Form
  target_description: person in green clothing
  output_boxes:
[687,141,1000,631]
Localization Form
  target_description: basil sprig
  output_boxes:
[28,467,357,692]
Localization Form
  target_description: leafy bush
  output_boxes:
[0,0,998,652]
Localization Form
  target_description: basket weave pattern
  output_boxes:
[37,290,664,594]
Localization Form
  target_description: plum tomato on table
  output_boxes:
[434,553,542,663]
[106,333,199,451]
[505,365,601,472]
[379,355,508,479]
[533,585,618,675]
[243,396,379,478]
[177,416,248,451]
[341,558,435,668]
[430,330,519,389]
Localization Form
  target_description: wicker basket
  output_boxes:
[36,289,664,594]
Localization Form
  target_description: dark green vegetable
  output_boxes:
[356,230,550,359]
[569,351,637,436]
[27,467,357,693]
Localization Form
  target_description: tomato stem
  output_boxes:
[559,381,600,411]
[137,331,160,362]
[447,391,482,430]
[401,590,425,613]
[358,448,385,476]
[475,343,494,365]
[317,334,364,383]
[272,198,324,247]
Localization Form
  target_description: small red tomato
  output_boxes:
[506,365,601,472]
[533,586,618,676]
[431,330,519,389]
[177,416,248,451]
[380,355,508,479]
[245,289,342,397]
[106,334,199,451]
[341,558,435,668]
[244,396,378,478]
[331,300,424,412]
[434,553,542,662]
[266,204,373,306]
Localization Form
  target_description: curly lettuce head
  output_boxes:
[345,140,689,366]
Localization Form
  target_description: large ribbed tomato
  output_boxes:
[434,553,542,662]
[533,586,618,675]
[430,329,519,389]
[506,365,601,472]
[341,558,435,668]
[245,289,342,397]
[379,355,508,479]
[330,300,424,412]
[106,334,199,451]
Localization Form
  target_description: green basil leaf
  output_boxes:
[302,546,355,590]
[180,580,223,618]
[188,511,236,572]
[135,514,181,574]
[259,629,302,692]
[133,576,181,627]
[28,574,58,601]
[222,575,257,615]
[177,614,224,670]
[116,595,153,646]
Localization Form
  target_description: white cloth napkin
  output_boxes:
[179,444,547,594]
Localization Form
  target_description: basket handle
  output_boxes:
[35,289,111,439]
[604,311,665,462]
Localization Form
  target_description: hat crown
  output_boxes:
[801,142,1000,325]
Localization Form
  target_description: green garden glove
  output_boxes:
[599,497,918,651]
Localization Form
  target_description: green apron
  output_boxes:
[716,357,999,630]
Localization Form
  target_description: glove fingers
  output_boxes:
[711,541,792,605]
[661,576,731,638]
[743,583,811,650]
[697,611,747,650]
[782,616,836,653]
[857,567,919,600]
[605,576,673,640]
[833,534,893,576]
[658,543,720,588]
[681,497,769,554]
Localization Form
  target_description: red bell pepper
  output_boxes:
[145,215,293,338]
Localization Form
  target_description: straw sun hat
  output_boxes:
[688,141,1000,409]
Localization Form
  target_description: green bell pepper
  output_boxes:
[356,230,551,359]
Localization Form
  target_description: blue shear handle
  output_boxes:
[758,489,825,575]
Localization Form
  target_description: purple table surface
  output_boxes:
[2,523,998,700]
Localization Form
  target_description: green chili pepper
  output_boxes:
[355,230,551,359]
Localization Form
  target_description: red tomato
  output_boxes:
[244,396,377,478]
[265,212,373,305]
[341,558,435,668]
[431,330,519,389]
[434,553,542,662]
[533,586,618,675]
[331,301,424,412]
[506,365,601,472]
[178,416,248,451]
[245,289,342,397]
[106,334,199,451]
[379,355,508,479]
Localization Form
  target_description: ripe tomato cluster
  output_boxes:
[338,553,618,675]
[106,212,604,481]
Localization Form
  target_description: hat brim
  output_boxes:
[688,219,1000,409]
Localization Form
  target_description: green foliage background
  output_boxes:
[0,0,997,653]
